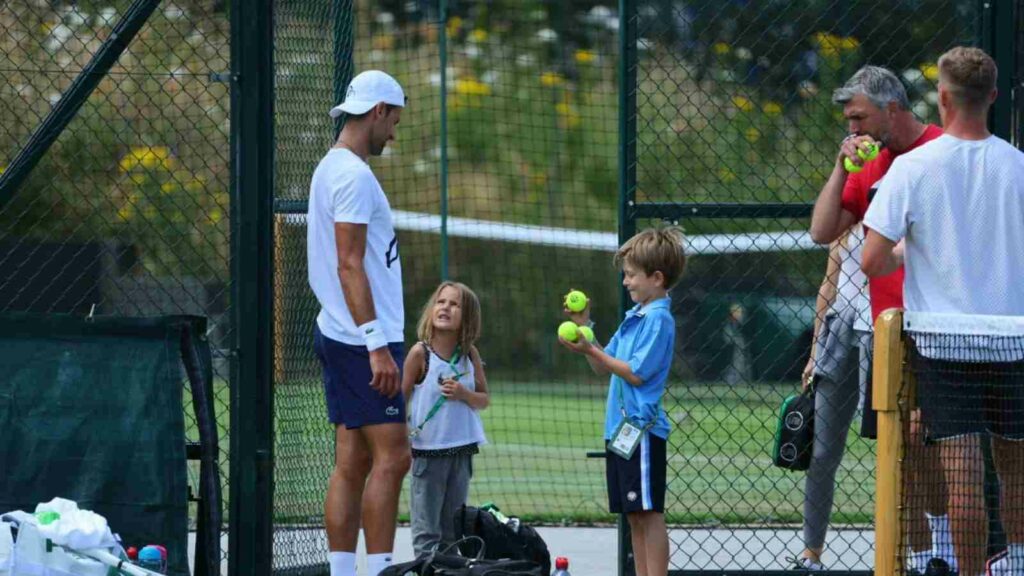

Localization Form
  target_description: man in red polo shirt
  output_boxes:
[809,65,951,575]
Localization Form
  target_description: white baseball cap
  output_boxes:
[329,70,405,118]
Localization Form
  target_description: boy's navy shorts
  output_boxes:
[313,324,406,428]
[605,433,667,514]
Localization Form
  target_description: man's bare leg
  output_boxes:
[940,435,986,576]
[326,425,372,551]
[360,422,411,554]
[993,436,1024,571]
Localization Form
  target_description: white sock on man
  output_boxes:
[1007,543,1024,575]
[329,551,357,576]
[928,513,957,571]
[367,552,393,576]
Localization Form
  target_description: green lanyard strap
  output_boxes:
[409,345,464,439]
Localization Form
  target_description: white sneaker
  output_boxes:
[789,556,825,571]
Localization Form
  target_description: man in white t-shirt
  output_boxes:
[863,47,1024,576]
[307,70,409,576]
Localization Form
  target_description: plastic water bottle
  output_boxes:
[137,545,166,573]
[551,556,570,576]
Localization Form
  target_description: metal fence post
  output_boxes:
[230,0,276,574]
[618,1,638,575]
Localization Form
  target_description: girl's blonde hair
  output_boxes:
[416,281,482,352]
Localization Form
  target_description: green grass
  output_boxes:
[266,380,876,526]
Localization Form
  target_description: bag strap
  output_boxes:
[440,535,485,561]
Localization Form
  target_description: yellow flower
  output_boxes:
[119,146,174,172]
[762,101,783,116]
[920,63,939,82]
[540,72,564,87]
[717,167,737,183]
[0,165,5,175]
[469,29,488,43]
[372,35,395,51]
[732,96,754,112]
[446,16,462,38]
[117,204,135,221]
[555,102,581,129]
[812,32,842,59]
[713,42,730,56]
[574,49,596,64]
[161,181,177,194]
[840,36,860,51]
[209,209,223,224]
[185,177,206,194]
[744,127,761,143]
[130,173,148,185]
[454,78,492,96]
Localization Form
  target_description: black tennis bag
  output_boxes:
[455,505,551,575]
[772,387,815,471]
[380,538,544,576]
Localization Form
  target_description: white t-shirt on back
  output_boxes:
[307,148,404,345]
[865,134,1024,316]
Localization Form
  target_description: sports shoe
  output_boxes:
[908,558,955,576]
[787,556,825,571]
[987,550,1008,576]
[924,557,954,576]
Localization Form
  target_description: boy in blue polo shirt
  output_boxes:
[560,227,686,576]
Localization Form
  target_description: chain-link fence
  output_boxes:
[271,1,994,574]
[629,0,983,572]
[0,0,231,572]
[1,0,1013,574]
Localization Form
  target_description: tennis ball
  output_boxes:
[558,321,580,342]
[858,141,880,161]
[564,290,588,312]
[579,325,595,342]
[844,142,880,173]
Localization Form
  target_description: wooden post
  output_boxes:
[874,308,906,576]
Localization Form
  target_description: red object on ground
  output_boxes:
[126,547,138,560]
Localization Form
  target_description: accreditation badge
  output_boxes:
[608,418,643,460]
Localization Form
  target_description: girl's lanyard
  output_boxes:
[409,345,463,439]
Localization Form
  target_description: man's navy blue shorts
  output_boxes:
[314,324,406,428]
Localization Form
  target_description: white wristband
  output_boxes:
[358,320,388,351]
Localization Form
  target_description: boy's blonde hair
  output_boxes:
[614,227,687,289]
[416,281,482,353]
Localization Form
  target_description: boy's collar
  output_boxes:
[627,296,671,318]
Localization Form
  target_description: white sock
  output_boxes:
[1008,543,1024,574]
[367,552,393,576]
[909,550,932,573]
[928,513,957,570]
[329,551,357,576]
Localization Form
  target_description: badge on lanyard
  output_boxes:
[609,418,643,459]
[607,379,652,460]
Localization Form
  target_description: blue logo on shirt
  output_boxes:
[386,235,399,268]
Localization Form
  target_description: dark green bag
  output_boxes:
[772,385,815,471]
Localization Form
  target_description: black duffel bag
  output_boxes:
[380,537,544,576]
[455,505,551,575]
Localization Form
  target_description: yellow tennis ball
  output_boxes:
[564,290,588,312]
[843,156,863,173]
[578,325,595,342]
[558,321,580,342]
[858,142,880,161]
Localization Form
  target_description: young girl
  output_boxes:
[402,281,490,558]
